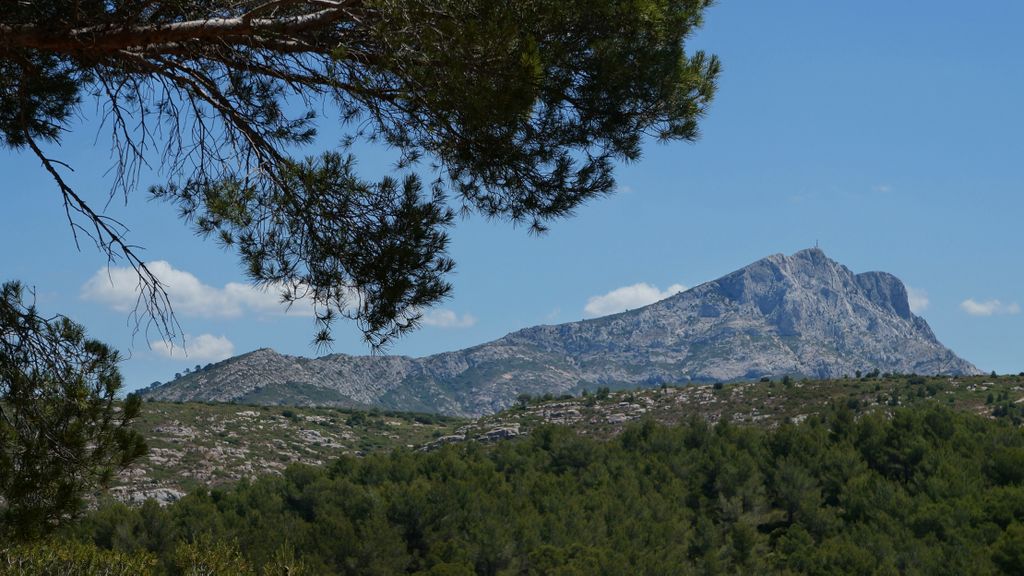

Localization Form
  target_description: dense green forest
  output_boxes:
[8,403,1020,575]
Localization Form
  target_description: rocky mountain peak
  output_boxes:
[244,347,284,359]
[855,271,911,319]
[143,250,980,416]
[699,248,913,324]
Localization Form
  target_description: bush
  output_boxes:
[516,393,532,408]
[0,540,155,575]
[174,536,253,576]
[346,412,368,427]
[414,414,437,425]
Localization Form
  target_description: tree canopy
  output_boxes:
[0,282,147,541]
[0,0,719,347]
[61,404,1024,574]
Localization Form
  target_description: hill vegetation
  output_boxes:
[116,402,463,503]
[2,373,1009,573]
[117,373,1024,502]
[42,396,1024,575]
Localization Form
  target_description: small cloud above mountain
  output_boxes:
[152,333,235,361]
[420,309,477,328]
[906,286,929,314]
[961,298,1020,317]
[584,282,686,317]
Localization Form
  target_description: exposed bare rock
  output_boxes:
[142,249,979,416]
[418,434,467,452]
[110,487,186,506]
[476,426,521,443]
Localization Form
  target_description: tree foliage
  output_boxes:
[0,0,719,347]
[72,404,1024,574]
[0,281,147,541]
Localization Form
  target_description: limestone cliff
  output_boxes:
[142,249,979,415]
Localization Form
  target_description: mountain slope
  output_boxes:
[121,374,1022,503]
[142,249,980,415]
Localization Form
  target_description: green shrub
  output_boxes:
[0,540,155,575]
[73,404,1024,575]
[174,535,253,576]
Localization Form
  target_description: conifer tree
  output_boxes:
[0,0,719,347]
[0,281,147,540]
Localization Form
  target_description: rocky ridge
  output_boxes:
[122,374,1020,504]
[142,249,980,416]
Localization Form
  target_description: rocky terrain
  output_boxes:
[113,403,463,504]
[141,249,980,416]
[119,373,1023,504]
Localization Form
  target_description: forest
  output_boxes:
[5,403,1023,575]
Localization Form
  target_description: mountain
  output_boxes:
[141,249,980,416]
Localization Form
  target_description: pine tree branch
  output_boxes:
[23,131,180,346]
[0,1,361,55]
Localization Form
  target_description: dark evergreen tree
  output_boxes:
[0,0,719,347]
[0,281,147,540]
[63,402,1024,574]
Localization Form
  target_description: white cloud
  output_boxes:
[906,286,929,314]
[419,309,477,328]
[545,307,561,322]
[81,261,314,318]
[152,333,235,361]
[873,184,893,193]
[961,298,1021,317]
[584,282,687,317]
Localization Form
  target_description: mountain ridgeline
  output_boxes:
[142,249,979,416]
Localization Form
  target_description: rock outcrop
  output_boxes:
[142,249,980,415]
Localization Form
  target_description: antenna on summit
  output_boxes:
[815,239,819,249]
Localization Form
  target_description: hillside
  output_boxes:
[91,384,1024,576]
[141,249,979,416]
[118,373,1023,503]
[114,403,463,504]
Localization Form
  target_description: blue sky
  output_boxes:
[3,1,1023,390]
